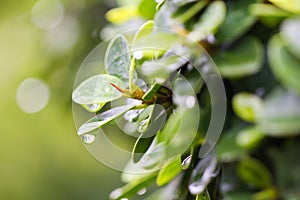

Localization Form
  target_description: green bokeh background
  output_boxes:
[0,0,122,199]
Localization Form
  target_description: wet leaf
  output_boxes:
[213,37,263,78]
[105,34,131,82]
[175,0,209,24]
[109,173,157,200]
[232,92,263,123]
[236,157,272,189]
[156,156,182,186]
[77,104,135,136]
[188,1,226,41]
[268,34,300,95]
[72,74,124,105]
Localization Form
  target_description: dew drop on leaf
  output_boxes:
[137,187,147,195]
[86,103,100,112]
[80,134,95,144]
[182,155,192,170]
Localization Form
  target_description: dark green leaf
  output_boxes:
[236,157,272,189]
[213,37,263,78]
[188,1,226,41]
[216,0,259,43]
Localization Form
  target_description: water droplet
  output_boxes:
[189,182,205,195]
[16,78,50,114]
[86,103,100,112]
[80,134,95,144]
[124,110,142,122]
[182,155,192,170]
[133,51,143,60]
[137,187,147,195]
[207,34,216,44]
[138,119,148,133]
[186,96,196,108]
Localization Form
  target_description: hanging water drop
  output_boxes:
[137,187,147,195]
[182,155,192,170]
[189,182,205,195]
[138,119,148,133]
[87,103,100,111]
[80,134,95,144]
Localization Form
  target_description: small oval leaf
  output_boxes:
[213,37,264,78]
[188,1,226,41]
[72,74,124,105]
[236,157,272,189]
[105,34,131,81]
[232,92,263,123]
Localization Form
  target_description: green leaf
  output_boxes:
[138,138,166,169]
[132,105,167,163]
[156,156,182,186]
[236,157,272,189]
[109,173,157,200]
[269,0,300,14]
[257,89,300,136]
[249,3,291,27]
[105,6,139,24]
[105,34,131,82]
[213,37,264,78]
[77,105,135,136]
[236,126,264,150]
[232,92,263,123]
[188,1,226,41]
[132,20,155,45]
[216,0,259,43]
[138,0,157,19]
[81,102,106,112]
[196,189,211,200]
[175,0,209,24]
[280,17,300,59]
[268,34,300,95]
[142,83,161,101]
[141,45,190,81]
[72,74,124,105]
[215,128,247,162]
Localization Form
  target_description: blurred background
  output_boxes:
[0,0,124,199]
